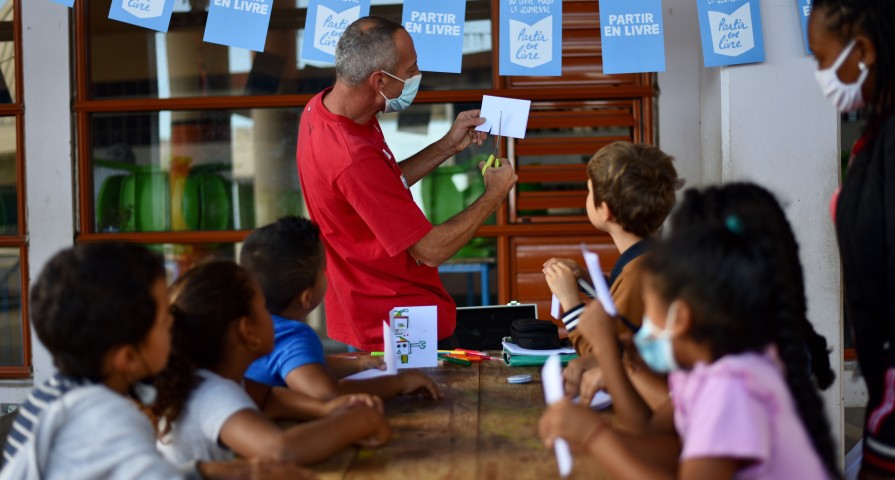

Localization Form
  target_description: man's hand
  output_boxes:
[479,159,517,199]
[442,110,487,154]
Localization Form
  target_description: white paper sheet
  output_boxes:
[580,244,618,317]
[343,368,394,381]
[572,391,613,410]
[542,354,573,477]
[474,95,532,139]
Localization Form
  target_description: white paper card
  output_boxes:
[383,320,397,374]
[542,354,573,477]
[474,95,531,139]
[389,306,438,368]
[580,244,618,317]
[572,391,613,410]
[551,295,561,320]
[344,368,394,381]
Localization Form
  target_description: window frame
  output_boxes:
[0,0,31,378]
[71,0,659,327]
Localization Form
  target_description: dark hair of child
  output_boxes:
[152,260,256,434]
[669,184,835,390]
[30,242,165,381]
[586,141,683,238]
[239,216,324,316]
[812,0,895,141]
[645,223,839,478]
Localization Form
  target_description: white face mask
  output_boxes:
[814,39,869,113]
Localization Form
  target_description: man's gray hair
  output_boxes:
[335,17,404,87]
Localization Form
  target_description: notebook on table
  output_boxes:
[453,303,538,351]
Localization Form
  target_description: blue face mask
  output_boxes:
[634,301,680,373]
[379,71,422,114]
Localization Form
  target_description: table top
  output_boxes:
[312,358,611,479]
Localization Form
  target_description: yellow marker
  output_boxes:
[482,110,503,175]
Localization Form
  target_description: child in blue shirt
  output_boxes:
[240,216,442,401]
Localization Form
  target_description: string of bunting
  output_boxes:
[48,0,814,72]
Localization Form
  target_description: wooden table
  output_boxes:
[313,358,610,479]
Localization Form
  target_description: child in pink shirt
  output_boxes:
[539,185,838,479]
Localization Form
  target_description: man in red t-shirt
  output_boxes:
[296,16,517,351]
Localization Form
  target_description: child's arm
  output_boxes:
[325,355,385,379]
[283,363,342,400]
[219,404,391,466]
[336,370,443,400]
[576,300,655,432]
[245,378,382,420]
[544,262,583,311]
[539,398,681,479]
[540,400,740,480]
[283,362,442,401]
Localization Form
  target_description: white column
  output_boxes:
[21,1,75,387]
[659,0,843,456]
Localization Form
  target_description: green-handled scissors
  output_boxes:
[481,111,502,175]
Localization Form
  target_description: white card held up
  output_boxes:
[475,95,531,139]
[580,244,618,317]
[551,295,561,320]
[389,306,438,368]
[383,320,397,375]
[542,354,573,477]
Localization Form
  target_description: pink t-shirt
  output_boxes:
[669,351,827,479]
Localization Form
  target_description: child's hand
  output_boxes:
[354,408,392,448]
[543,262,581,311]
[579,366,606,406]
[325,393,384,416]
[397,370,443,399]
[355,355,387,371]
[563,354,597,397]
[538,398,607,452]
[577,300,618,355]
[543,258,584,280]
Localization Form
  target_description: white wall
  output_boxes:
[0,0,76,397]
[659,0,844,454]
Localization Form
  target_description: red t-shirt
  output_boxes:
[296,88,456,351]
